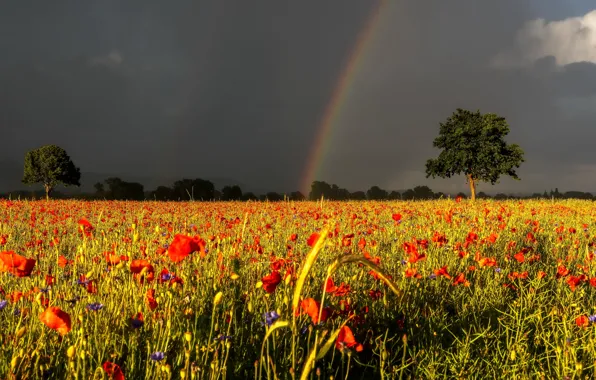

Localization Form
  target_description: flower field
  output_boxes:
[2,199,596,379]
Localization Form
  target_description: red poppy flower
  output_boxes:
[405,268,421,279]
[167,234,206,263]
[58,255,72,268]
[369,289,382,300]
[453,273,470,287]
[513,252,525,263]
[40,306,71,335]
[0,251,36,277]
[78,218,94,237]
[105,252,127,266]
[146,289,158,311]
[307,233,320,247]
[261,271,282,293]
[336,326,363,352]
[324,278,351,296]
[576,315,589,328]
[556,265,570,278]
[102,361,125,380]
[300,298,330,324]
[130,260,155,282]
[433,266,451,279]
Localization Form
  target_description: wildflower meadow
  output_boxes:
[1,198,596,379]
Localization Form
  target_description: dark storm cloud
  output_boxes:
[318,1,596,194]
[1,1,595,194]
[0,0,376,192]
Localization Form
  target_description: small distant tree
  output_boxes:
[366,186,388,200]
[402,189,415,200]
[425,109,524,201]
[151,186,174,201]
[22,145,81,200]
[309,181,332,200]
[241,192,258,201]
[350,191,366,200]
[289,191,306,201]
[222,185,242,201]
[388,191,401,200]
[265,192,283,201]
[412,185,435,200]
[477,191,491,199]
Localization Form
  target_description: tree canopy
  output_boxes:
[22,145,81,200]
[425,108,524,201]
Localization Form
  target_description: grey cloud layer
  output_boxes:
[1,1,595,194]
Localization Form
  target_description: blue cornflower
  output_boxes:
[0,300,7,310]
[163,244,169,248]
[429,274,437,280]
[495,268,502,273]
[262,311,280,327]
[86,303,104,311]
[77,278,90,286]
[161,272,174,281]
[589,315,596,323]
[13,308,20,317]
[40,287,51,293]
[150,352,165,361]
[401,260,407,265]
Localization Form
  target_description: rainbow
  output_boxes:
[300,0,388,195]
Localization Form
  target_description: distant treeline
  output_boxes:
[0,178,593,202]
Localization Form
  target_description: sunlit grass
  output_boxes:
[0,199,595,379]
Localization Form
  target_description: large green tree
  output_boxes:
[22,145,81,200]
[425,109,524,201]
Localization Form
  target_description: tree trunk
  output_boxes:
[44,184,52,201]
[467,174,476,202]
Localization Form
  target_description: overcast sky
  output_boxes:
[1,0,596,195]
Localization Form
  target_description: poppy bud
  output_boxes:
[10,355,19,370]
[213,292,223,306]
[67,345,76,359]
[16,326,26,339]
